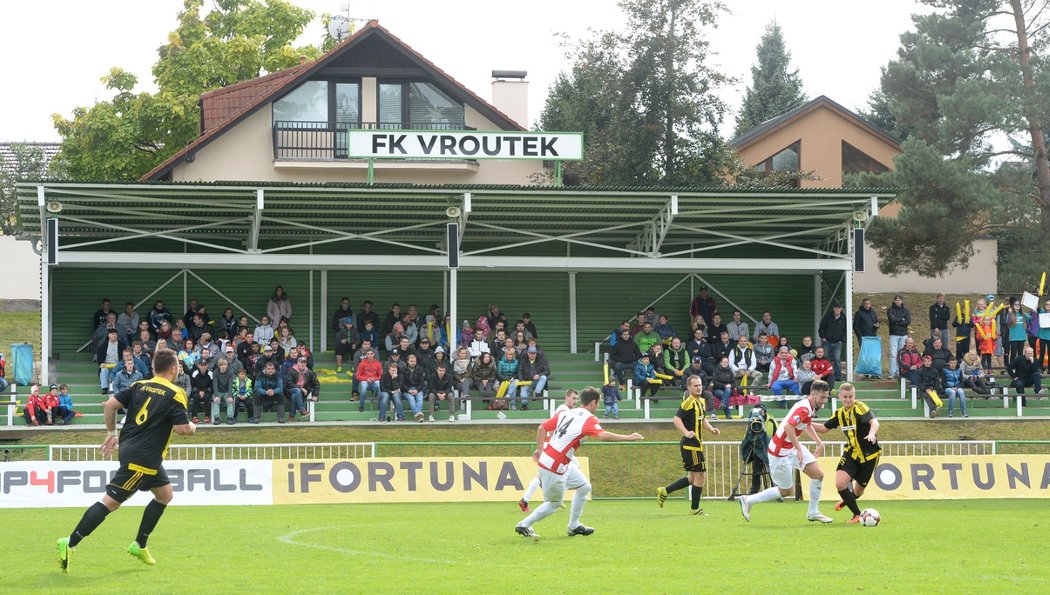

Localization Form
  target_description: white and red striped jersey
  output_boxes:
[537,408,603,475]
[768,398,815,458]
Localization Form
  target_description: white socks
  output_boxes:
[523,477,541,502]
[520,501,559,527]
[808,479,822,515]
[568,482,592,528]
[749,486,782,504]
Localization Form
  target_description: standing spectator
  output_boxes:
[602,380,622,419]
[471,352,498,409]
[709,356,736,419]
[929,293,951,340]
[267,285,292,324]
[286,357,320,421]
[853,298,879,340]
[1008,346,1041,407]
[427,363,457,422]
[92,298,115,331]
[1005,297,1029,364]
[634,353,661,400]
[116,302,139,346]
[897,337,924,386]
[819,301,848,382]
[496,348,522,410]
[664,337,690,387]
[96,329,124,394]
[943,357,967,418]
[753,311,780,345]
[182,298,203,329]
[972,298,996,371]
[211,357,236,424]
[357,300,379,333]
[55,384,76,424]
[690,287,717,329]
[518,346,550,403]
[726,310,749,342]
[1038,298,1050,372]
[886,295,911,380]
[189,359,213,424]
[147,300,173,334]
[252,360,285,424]
[378,361,405,422]
[355,349,383,413]
[332,297,354,345]
[253,315,275,345]
[952,306,974,362]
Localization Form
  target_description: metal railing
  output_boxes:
[47,442,376,462]
[273,120,467,160]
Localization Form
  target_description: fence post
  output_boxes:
[594,341,600,362]
[465,398,472,420]
[900,378,906,399]
[643,397,650,420]
[1017,393,1023,417]
[911,387,917,409]
[1003,387,1010,409]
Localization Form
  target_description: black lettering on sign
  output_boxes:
[1006,463,1030,489]
[329,461,360,493]
[911,464,935,490]
[240,469,264,491]
[873,463,901,491]
[463,462,487,491]
[541,136,558,157]
[370,462,395,491]
[1041,462,1050,489]
[504,136,521,155]
[482,136,502,156]
[972,463,995,490]
[56,470,80,494]
[300,462,324,493]
[215,469,236,491]
[522,137,537,156]
[440,135,457,155]
[389,134,407,154]
[84,470,108,493]
[400,461,423,491]
[494,461,524,491]
[419,135,439,155]
[430,462,454,491]
[459,136,479,156]
[3,471,28,493]
[941,463,962,490]
[187,468,210,491]
[288,463,296,493]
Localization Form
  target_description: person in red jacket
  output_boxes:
[23,385,57,425]
[354,349,383,413]
[810,346,835,388]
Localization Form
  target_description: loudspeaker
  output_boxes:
[853,228,864,272]
[46,218,59,265]
[447,222,459,269]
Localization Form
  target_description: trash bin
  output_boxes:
[10,343,33,385]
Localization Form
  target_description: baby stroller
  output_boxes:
[730,404,774,500]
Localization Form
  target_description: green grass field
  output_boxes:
[11,499,1050,593]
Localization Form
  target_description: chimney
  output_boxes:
[491,70,528,128]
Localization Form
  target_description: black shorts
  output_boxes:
[106,463,170,502]
[680,446,706,473]
[837,453,879,487]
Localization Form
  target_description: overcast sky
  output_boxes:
[0,0,923,142]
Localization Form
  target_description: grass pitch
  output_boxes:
[11,498,1050,593]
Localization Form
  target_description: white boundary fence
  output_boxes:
[48,442,377,462]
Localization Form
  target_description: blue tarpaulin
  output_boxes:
[10,344,33,385]
[855,336,883,377]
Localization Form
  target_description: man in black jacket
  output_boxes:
[929,293,951,339]
[887,295,911,380]
[819,301,848,382]
[1008,346,1041,406]
[686,327,715,375]
[609,329,642,386]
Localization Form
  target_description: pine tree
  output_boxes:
[733,22,807,137]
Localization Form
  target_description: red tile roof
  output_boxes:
[200,63,312,133]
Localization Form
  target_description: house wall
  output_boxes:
[854,238,998,294]
[0,235,39,300]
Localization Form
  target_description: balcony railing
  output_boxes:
[273,120,469,160]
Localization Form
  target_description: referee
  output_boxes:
[57,349,196,571]
[657,374,721,514]
[814,382,880,524]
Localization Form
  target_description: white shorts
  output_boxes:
[538,460,589,504]
[768,448,817,490]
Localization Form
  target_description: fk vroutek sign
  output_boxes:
[347,131,584,160]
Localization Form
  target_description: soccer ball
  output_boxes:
[859,508,880,527]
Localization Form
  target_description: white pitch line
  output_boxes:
[278,526,454,564]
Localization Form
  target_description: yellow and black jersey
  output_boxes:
[675,395,705,451]
[115,377,190,468]
[824,400,880,462]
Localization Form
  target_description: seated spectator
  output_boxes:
[131,341,152,378]
[518,345,550,402]
[211,357,236,425]
[178,339,200,372]
[91,312,120,353]
[384,303,402,336]
[452,346,473,394]
[55,384,76,424]
[797,360,818,395]
[357,300,380,334]
[236,334,257,369]
[663,337,689,387]
[136,328,156,356]
[917,354,945,417]
[648,343,668,378]
[111,358,143,400]
[689,315,708,339]
[358,319,379,353]
[468,328,491,358]
[634,321,661,355]
[332,297,354,347]
[643,306,658,326]
[221,344,243,376]
[280,347,299,378]
[220,307,239,341]
[753,310,780,345]
[253,315,275,344]
[522,312,538,340]
[897,337,924,386]
[810,346,835,388]
[267,285,293,324]
[334,318,358,373]
[654,315,676,343]
[157,320,174,342]
[189,359,213,423]
[710,331,733,364]
[199,345,217,371]
[609,320,632,346]
[923,337,953,374]
[387,348,406,374]
[379,361,405,422]
[188,312,214,343]
[419,315,443,347]
[416,337,436,367]
[277,326,298,353]
[767,346,800,404]
[286,357,320,421]
[384,323,404,353]
[513,331,529,358]
[487,303,508,331]
[496,347,521,410]
[629,311,648,336]
[93,298,115,331]
[796,336,816,363]
[726,309,749,342]
[230,366,253,423]
[252,360,285,423]
[182,298,202,329]
[255,343,280,375]
[729,335,762,387]
[352,339,375,367]
[710,356,736,419]
[148,300,173,334]
[471,352,498,408]
[0,352,6,394]
[943,357,967,418]
[456,320,473,350]
[355,349,383,413]
[22,385,56,426]
[1008,346,1041,407]
[116,302,139,346]
[602,379,622,419]
[174,363,192,399]
[297,342,315,370]
[427,363,457,422]
[685,327,714,375]
[401,353,428,422]
[634,353,660,400]
[96,328,125,394]
[707,313,727,345]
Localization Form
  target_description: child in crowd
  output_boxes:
[602,380,622,419]
[231,367,253,424]
[56,384,76,424]
[22,385,55,426]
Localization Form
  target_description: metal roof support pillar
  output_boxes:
[40,241,50,387]
[309,269,315,353]
[569,271,578,354]
[845,269,855,383]
[320,270,328,352]
[249,189,264,252]
[449,268,458,361]
[814,273,822,339]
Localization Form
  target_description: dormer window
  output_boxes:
[273,81,361,129]
[379,81,464,130]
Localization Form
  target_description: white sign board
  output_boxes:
[1022,291,1039,311]
[0,460,273,508]
[1040,312,1050,329]
[347,131,583,160]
